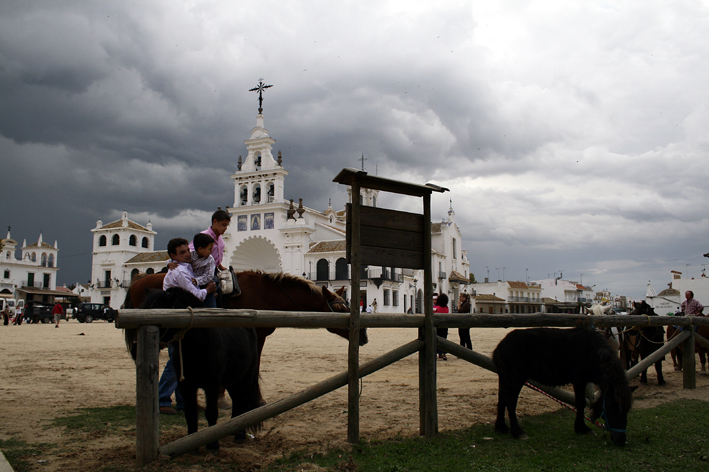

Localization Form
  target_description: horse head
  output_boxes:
[590,349,633,446]
[323,285,369,346]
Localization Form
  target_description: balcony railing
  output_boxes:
[306,267,403,283]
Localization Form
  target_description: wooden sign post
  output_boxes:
[334,168,448,440]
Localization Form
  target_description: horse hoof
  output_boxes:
[658,380,666,386]
[674,366,682,372]
[515,434,529,440]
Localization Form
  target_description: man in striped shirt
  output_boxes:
[681,291,704,315]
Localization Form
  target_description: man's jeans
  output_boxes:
[158,344,184,409]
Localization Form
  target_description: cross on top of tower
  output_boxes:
[249,78,273,113]
[359,153,367,171]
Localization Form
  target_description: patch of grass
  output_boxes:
[0,438,51,472]
[51,404,186,433]
[267,399,709,472]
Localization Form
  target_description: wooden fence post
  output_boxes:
[348,180,361,444]
[135,325,160,467]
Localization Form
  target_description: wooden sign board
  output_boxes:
[346,204,425,269]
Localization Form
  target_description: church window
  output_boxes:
[316,259,329,281]
[142,237,149,248]
[383,289,390,306]
[112,234,120,245]
[6,251,11,260]
[393,290,399,307]
[48,254,54,267]
[335,258,348,280]
[255,153,262,170]
[41,254,47,267]
[129,235,137,246]
[3,269,9,278]
[452,238,457,259]
[146,268,154,275]
[372,195,377,208]
[240,186,248,206]
[131,269,140,280]
[267,183,275,203]
[253,185,261,204]
[32,252,36,262]
[99,235,107,247]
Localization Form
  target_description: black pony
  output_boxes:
[623,301,665,385]
[141,288,264,451]
[493,327,632,446]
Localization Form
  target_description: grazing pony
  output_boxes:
[623,301,665,385]
[140,287,264,451]
[493,327,632,446]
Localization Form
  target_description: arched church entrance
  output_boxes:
[228,236,283,273]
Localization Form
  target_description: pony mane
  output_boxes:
[593,331,633,412]
[243,270,325,298]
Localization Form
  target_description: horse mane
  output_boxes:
[593,330,633,412]
[244,270,325,298]
[121,273,151,309]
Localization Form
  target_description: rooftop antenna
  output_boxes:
[249,78,273,113]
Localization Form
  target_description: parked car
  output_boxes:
[74,303,117,323]
[25,303,53,324]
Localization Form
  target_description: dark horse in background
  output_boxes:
[622,301,665,385]
[493,327,632,446]
[140,287,263,451]
[666,314,708,372]
[123,270,368,367]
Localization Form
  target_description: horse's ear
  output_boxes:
[335,286,346,297]
[322,285,334,301]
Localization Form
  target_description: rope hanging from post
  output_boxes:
[171,307,195,382]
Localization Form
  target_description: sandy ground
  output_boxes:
[1,321,708,471]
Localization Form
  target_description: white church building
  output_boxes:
[87,111,471,312]
[1,229,65,305]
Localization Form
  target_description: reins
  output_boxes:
[523,382,606,430]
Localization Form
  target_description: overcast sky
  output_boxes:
[2,1,708,300]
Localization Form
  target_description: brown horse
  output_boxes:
[666,315,708,372]
[122,270,368,362]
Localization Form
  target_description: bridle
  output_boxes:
[599,395,627,435]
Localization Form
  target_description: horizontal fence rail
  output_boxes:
[117,310,709,330]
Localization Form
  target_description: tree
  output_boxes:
[469,273,477,284]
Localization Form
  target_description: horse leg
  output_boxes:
[655,359,665,386]
[640,367,648,384]
[494,378,510,435]
[671,348,680,371]
[572,383,592,435]
[496,377,526,439]
[180,383,200,438]
[699,350,707,372]
[226,384,249,443]
[204,387,221,451]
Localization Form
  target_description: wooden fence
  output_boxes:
[116,310,709,466]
